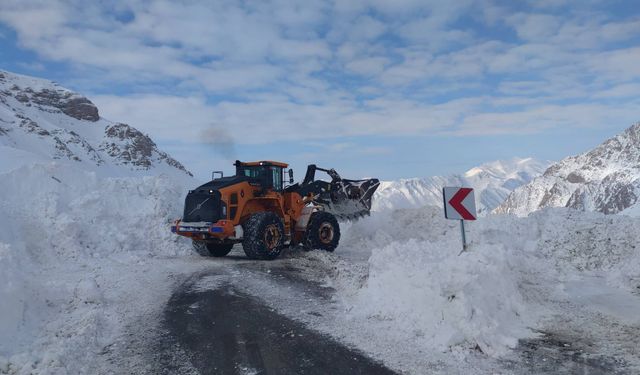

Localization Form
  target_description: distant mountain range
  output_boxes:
[7,70,637,220]
[0,70,191,177]
[496,122,640,216]
[373,158,549,215]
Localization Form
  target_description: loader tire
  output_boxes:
[304,211,340,252]
[242,212,285,260]
[192,241,234,257]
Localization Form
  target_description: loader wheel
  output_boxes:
[304,211,340,252]
[192,241,234,257]
[242,212,285,260]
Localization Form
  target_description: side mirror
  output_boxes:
[288,169,294,184]
[212,171,223,180]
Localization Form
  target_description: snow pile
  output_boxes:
[330,206,640,357]
[510,209,640,290]
[334,208,540,356]
[0,162,194,373]
[374,157,547,215]
[350,240,534,356]
[0,243,42,360]
[0,162,191,261]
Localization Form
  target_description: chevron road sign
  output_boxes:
[443,187,477,252]
[443,187,477,220]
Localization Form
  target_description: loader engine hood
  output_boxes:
[182,189,223,223]
[182,175,249,222]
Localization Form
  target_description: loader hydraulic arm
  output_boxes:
[302,164,341,185]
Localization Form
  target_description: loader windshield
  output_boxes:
[239,166,263,179]
[237,165,284,191]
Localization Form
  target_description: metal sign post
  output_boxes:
[443,187,476,253]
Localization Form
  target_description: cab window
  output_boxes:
[238,165,283,191]
[241,167,261,179]
[271,167,283,191]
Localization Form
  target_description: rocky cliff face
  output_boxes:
[0,70,191,177]
[101,123,189,171]
[495,123,640,216]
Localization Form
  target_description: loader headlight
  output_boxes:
[221,201,227,218]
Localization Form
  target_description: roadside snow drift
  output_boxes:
[0,163,190,261]
[0,162,194,373]
[351,239,533,356]
[330,206,640,357]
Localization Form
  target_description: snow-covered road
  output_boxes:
[102,237,639,375]
[2,163,639,374]
[154,269,395,374]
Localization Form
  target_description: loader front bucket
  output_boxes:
[325,177,380,219]
[296,164,380,220]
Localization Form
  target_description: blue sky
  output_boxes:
[1,0,639,180]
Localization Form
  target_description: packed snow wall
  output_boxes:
[326,206,640,356]
[0,162,193,367]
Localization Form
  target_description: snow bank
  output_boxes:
[330,206,640,357]
[0,162,195,373]
[0,162,191,261]
[350,240,534,356]
[0,243,46,359]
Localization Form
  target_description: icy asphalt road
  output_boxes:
[104,244,638,375]
[106,247,396,375]
[156,276,396,374]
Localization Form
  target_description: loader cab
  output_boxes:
[235,160,288,192]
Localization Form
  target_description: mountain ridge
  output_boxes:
[0,70,191,177]
[495,122,640,216]
[373,157,549,215]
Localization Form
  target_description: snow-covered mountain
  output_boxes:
[495,122,640,216]
[373,158,548,215]
[0,70,191,177]
[0,71,196,372]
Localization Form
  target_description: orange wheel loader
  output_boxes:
[171,160,379,260]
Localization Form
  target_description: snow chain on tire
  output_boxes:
[242,212,285,260]
[304,211,340,251]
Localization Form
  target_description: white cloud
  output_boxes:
[92,95,214,140]
[345,56,390,76]
[0,0,333,93]
[551,18,640,49]
[587,47,640,81]
[348,15,387,41]
[455,101,640,136]
[593,83,640,99]
[16,62,46,71]
[507,13,562,41]
[2,0,639,152]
